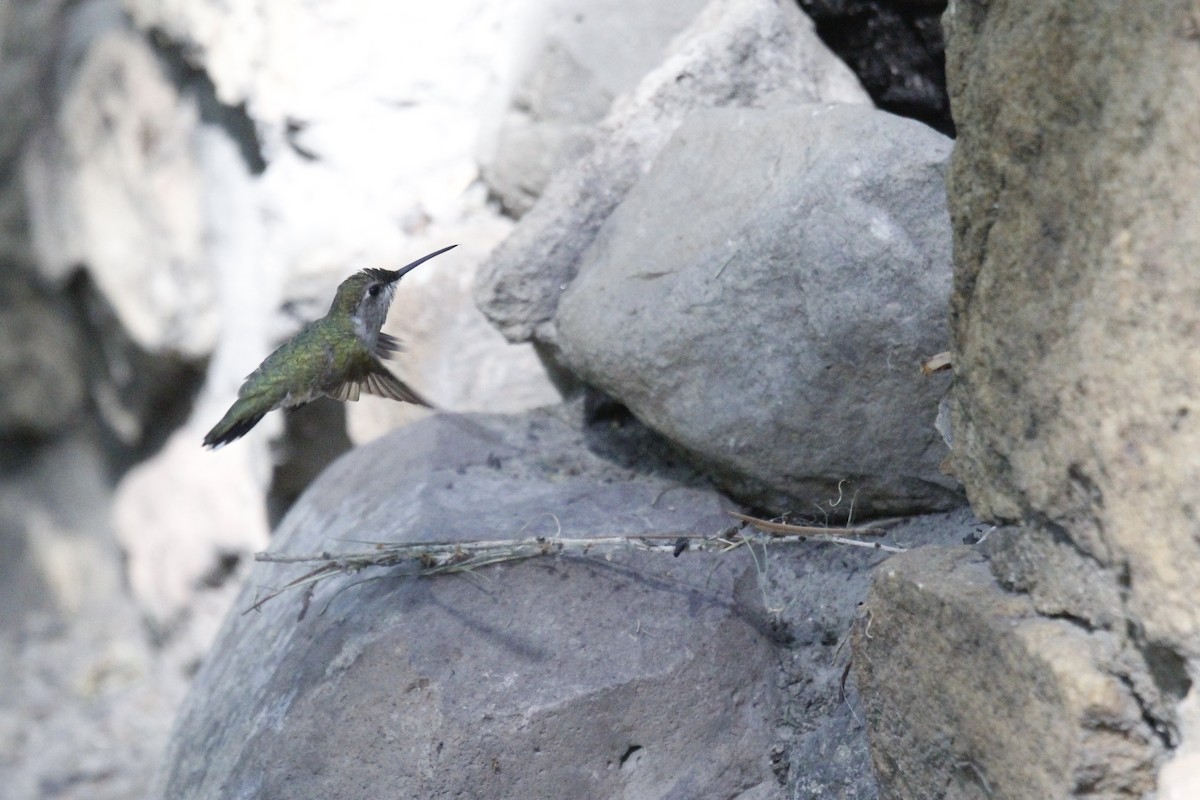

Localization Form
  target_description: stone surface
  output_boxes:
[480,0,710,216]
[946,0,1200,641]
[0,0,76,267]
[855,546,1163,799]
[67,271,206,453]
[23,16,213,357]
[476,0,869,344]
[0,268,85,437]
[0,434,192,800]
[155,407,784,799]
[112,426,271,632]
[760,505,982,800]
[984,524,1126,631]
[944,2,1200,785]
[123,0,523,231]
[798,0,953,135]
[555,104,960,517]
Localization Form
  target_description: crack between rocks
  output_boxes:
[1039,609,1096,633]
[1112,670,1176,752]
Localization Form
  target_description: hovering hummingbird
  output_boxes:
[203,244,456,448]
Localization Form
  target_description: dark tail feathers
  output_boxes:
[203,405,267,449]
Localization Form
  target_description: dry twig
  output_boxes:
[248,511,906,614]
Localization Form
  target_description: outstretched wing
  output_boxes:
[328,357,431,407]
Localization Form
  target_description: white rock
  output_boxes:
[23,24,213,357]
[112,425,271,629]
[480,0,712,215]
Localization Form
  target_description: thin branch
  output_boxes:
[727,511,892,538]
[247,511,906,613]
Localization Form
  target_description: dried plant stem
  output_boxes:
[248,512,906,614]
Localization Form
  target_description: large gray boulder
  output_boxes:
[155,408,786,799]
[475,0,869,344]
[556,104,961,517]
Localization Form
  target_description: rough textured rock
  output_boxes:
[946,0,1200,638]
[761,505,982,800]
[556,104,960,517]
[0,268,85,437]
[155,408,784,799]
[476,0,869,344]
[480,0,710,216]
[855,547,1163,799]
[797,0,953,135]
[943,2,1200,791]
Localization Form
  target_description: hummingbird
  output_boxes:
[203,244,457,448]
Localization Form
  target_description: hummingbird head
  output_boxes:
[327,244,458,340]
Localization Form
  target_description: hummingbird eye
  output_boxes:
[368,284,382,297]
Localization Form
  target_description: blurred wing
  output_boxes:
[327,358,429,407]
[375,332,403,360]
[362,364,431,407]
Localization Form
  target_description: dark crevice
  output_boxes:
[1040,610,1096,633]
[199,550,242,589]
[284,117,320,161]
[65,269,207,476]
[1141,640,1192,702]
[1113,668,1177,751]
[1126,620,1193,714]
[144,26,267,175]
[795,0,955,136]
[618,745,642,766]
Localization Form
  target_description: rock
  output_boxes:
[112,426,270,633]
[155,407,785,799]
[854,546,1162,799]
[480,0,711,216]
[1161,750,1200,800]
[761,505,982,800]
[123,0,522,228]
[476,0,870,344]
[0,433,190,800]
[68,270,206,453]
[797,0,953,135]
[555,104,961,517]
[945,0,1200,748]
[0,0,76,266]
[23,16,214,357]
[0,268,85,437]
[984,524,1126,631]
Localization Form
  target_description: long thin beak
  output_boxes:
[391,244,458,282]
